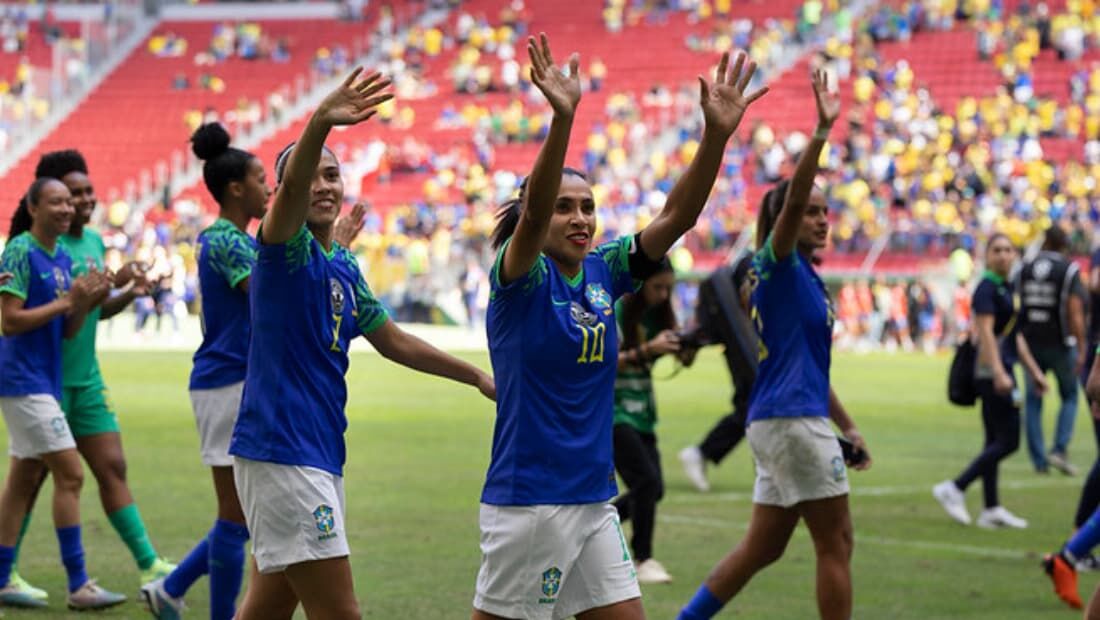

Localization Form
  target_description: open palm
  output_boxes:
[699,51,769,137]
[316,68,393,127]
[812,68,840,128]
[528,33,581,117]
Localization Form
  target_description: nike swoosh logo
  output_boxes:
[551,298,570,306]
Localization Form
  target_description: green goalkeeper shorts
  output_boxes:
[61,383,121,438]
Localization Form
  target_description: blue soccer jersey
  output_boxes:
[483,235,641,506]
[190,218,258,390]
[0,232,73,400]
[230,226,388,476]
[746,237,833,424]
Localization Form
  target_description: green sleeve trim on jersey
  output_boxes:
[285,226,313,273]
[596,236,632,283]
[0,234,32,299]
[208,226,256,288]
[0,285,27,300]
[352,272,389,335]
[490,237,547,296]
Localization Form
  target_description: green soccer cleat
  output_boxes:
[8,571,48,601]
[0,580,49,608]
[140,557,177,585]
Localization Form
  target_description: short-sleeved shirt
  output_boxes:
[230,226,388,476]
[483,235,641,506]
[0,232,73,400]
[58,228,105,388]
[972,271,1018,376]
[613,300,660,434]
[190,218,257,390]
[746,237,833,424]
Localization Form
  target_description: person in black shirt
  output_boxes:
[934,233,1049,528]
[1018,227,1087,474]
[677,252,756,492]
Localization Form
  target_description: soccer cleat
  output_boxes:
[8,571,48,601]
[1044,552,1083,609]
[932,481,971,525]
[1076,553,1100,572]
[67,579,127,611]
[635,558,673,584]
[1048,452,1079,476]
[0,581,49,608]
[140,576,185,619]
[976,506,1028,529]
[679,446,710,492]
[140,558,177,585]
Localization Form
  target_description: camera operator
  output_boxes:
[677,251,757,493]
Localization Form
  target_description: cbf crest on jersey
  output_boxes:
[329,277,345,314]
[585,282,613,315]
[53,266,67,297]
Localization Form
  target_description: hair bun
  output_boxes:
[190,123,232,161]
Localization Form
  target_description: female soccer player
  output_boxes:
[5,150,172,605]
[474,34,766,620]
[677,69,871,620]
[0,177,126,610]
[612,259,690,585]
[933,232,1047,529]
[140,123,269,620]
[230,68,494,620]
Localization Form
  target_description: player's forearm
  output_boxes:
[378,327,482,387]
[2,297,73,336]
[266,115,332,244]
[524,112,574,228]
[641,128,727,259]
[100,288,137,320]
[828,387,857,435]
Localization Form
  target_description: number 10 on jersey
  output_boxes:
[575,323,606,364]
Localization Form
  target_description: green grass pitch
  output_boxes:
[1,349,1096,618]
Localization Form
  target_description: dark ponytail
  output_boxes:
[491,167,588,250]
[10,177,60,238]
[755,178,790,250]
[9,196,31,238]
[191,123,256,204]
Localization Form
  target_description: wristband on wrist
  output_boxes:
[813,125,831,141]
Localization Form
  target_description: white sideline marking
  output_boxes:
[665,477,1080,504]
[659,514,1032,560]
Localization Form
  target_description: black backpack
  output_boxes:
[948,339,978,406]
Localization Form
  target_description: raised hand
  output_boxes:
[334,202,367,247]
[698,51,769,138]
[811,68,840,129]
[315,68,393,128]
[527,33,581,117]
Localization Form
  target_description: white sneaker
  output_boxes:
[932,480,972,525]
[976,506,1028,529]
[679,446,710,492]
[1049,452,1079,476]
[635,558,673,584]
